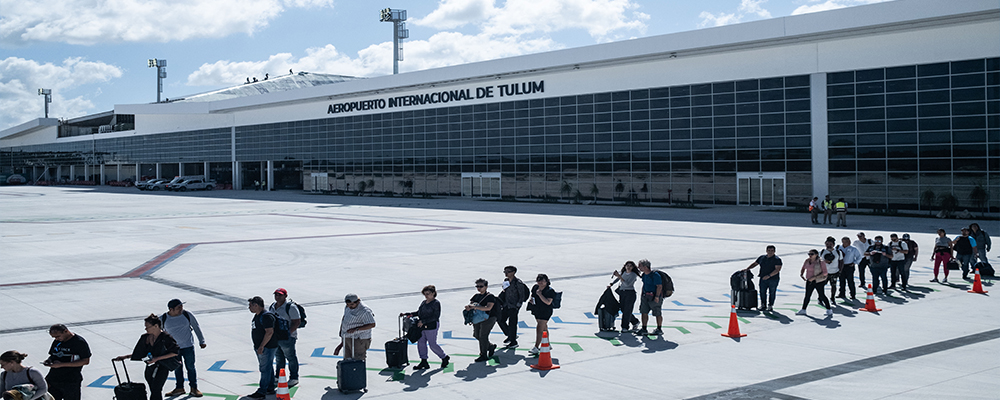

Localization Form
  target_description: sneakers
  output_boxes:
[504,341,519,349]
[942,277,948,283]
[930,278,939,283]
[766,305,773,312]
[413,359,430,370]
[246,392,265,399]
[487,343,497,358]
[440,355,450,369]
[825,309,833,317]
[287,379,298,388]
[796,309,807,315]
[165,388,185,397]
[652,328,663,335]
[528,347,540,355]
[635,328,649,336]
[474,356,489,363]
[189,388,203,398]
[502,337,511,344]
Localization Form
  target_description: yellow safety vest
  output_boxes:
[835,201,847,212]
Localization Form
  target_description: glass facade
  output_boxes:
[237,74,813,203]
[827,57,999,211]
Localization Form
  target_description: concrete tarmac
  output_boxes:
[1,186,997,399]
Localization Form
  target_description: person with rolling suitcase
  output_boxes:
[745,245,782,312]
[109,358,145,400]
[610,261,639,332]
[401,285,450,371]
[335,294,376,362]
[112,314,180,400]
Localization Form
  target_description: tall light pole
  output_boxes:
[147,59,167,103]
[379,8,408,74]
[38,89,52,118]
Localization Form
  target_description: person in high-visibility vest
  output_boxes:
[822,195,834,224]
[835,198,848,227]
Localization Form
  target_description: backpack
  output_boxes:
[656,270,674,298]
[550,291,563,309]
[266,311,290,340]
[284,301,307,328]
[160,310,193,326]
[517,279,530,303]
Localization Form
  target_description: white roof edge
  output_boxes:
[97,0,1000,117]
[0,118,59,140]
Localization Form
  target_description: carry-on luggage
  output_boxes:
[112,358,147,400]
[595,287,620,332]
[947,259,960,270]
[974,261,995,277]
[337,338,366,393]
[385,315,409,368]
[731,270,758,310]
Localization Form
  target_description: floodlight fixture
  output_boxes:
[148,59,167,102]
[38,89,52,118]
[379,8,408,74]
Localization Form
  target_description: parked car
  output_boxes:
[136,179,164,190]
[147,179,171,191]
[173,179,216,191]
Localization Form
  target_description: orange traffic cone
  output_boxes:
[276,368,290,400]
[721,304,746,338]
[968,268,989,294]
[858,284,882,312]
[529,331,560,370]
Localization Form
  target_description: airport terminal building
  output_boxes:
[2,0,997,211]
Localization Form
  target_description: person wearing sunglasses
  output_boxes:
[334,294,376,361]
[464,279,499,362]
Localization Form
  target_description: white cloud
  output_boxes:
[414,0,649,41]
[699,0,773,27]
[791,0,890,15]
[0,0,333,45]
[0,57,123,130]
[186,33,559,87]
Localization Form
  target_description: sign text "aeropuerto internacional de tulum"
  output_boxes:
[327,80,545,114]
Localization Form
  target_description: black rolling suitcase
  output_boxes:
[337,338,366,393]
[385,316,409,368]
[595,287,620,332]
[974,261,995,277]
[731,270,758,311]
[112,359,147,400]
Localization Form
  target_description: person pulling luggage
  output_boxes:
[112,314,181,400]
[745,245,782,312]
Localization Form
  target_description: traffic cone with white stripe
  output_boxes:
[968,268,988,294]
[858,284,882,312]
[529,331,560,370]
[276,368,290,400]
[721,304,746,338]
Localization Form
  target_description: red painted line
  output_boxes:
[123,244,195,277]
[0,275,124,288]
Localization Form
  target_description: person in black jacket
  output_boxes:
[402,285,450,370]
[112,314,180,400]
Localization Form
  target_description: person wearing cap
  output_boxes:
[819,237,843,301]
[865,236,892,295]
[334,294,376,361]
[247,296,277,399]
[160,299,206,397]
[268,288,300,387]
[497,266,528,349]
[853,232,874,289]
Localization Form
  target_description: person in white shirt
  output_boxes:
[819,237,843,302]
[837,237,862,300]
[853,232,874,289]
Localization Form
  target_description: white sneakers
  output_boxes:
[825,309,833,317]
[528,347,540,355]
[796,309,807,315]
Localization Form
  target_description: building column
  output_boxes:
[266,160,274,191]
[136,163,140,180]
[70,165,76,181]
[117,164,121,183]
[155,163,161,179]
[233,161,241,190]
[100,165,106,185]
[179,162,183,177]
[810,73,829,200]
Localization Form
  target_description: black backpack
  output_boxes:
[656,270,675,297]
[266,311,290,340]
[284,301,307,328]
[517,279,530,303]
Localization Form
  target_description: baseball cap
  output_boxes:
[345,293,359,303]
[274,288,288,296]
[167,299,184,309]
[902,234,910,240]
[857,232,865,237]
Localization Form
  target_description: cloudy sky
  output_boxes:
[0,0,890,130]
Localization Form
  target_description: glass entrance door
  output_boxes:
[737,173,786,206]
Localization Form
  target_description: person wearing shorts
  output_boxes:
[636,259,663,336]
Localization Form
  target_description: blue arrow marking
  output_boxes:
[310,347,342,359]
[87,375,117,389]
[551,316,591,325]
[698,297,730,303]
[518,321,531,329]
[442,331,477,340]
[671,300,714,307]
[207,360,252,373]
[584,312,597,319]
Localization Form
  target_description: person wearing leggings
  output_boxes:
[931,229,953,283]
[403,285,449,371]
[797,250,831,317]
